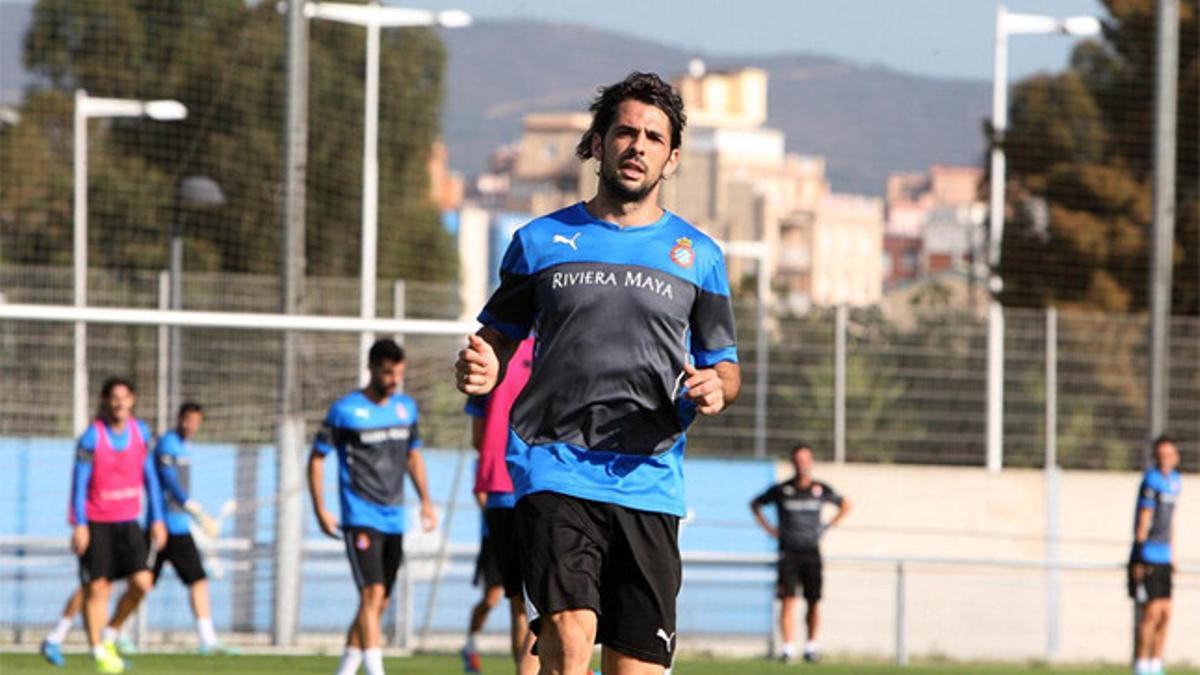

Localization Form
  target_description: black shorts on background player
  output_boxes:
[778,549,822,602]
[516,492,680,668]
[1128,562,1173,602]
[79,521,150,584]
[152,533,207,585]
[342,527,404,594]
[474,508,522,598]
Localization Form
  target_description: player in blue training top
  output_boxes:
[136,402,234,655]
[1129,435,1182,675]
[309,338,437,675]
[456,72,741,675]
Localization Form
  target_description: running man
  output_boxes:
[309,338,437,675]
[1130,435,1182,675]
[462,336,538,675]
[456,72,740,675]
[750,444,852,664]
[139,401,234,654]
[66,377,166,673]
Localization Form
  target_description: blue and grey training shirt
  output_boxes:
[313,390,422,534]
[478,202,738,517]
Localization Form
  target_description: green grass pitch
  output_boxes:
[1,653,1197,674]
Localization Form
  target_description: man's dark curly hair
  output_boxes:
[576,72,687,160]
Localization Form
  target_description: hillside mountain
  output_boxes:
[442,20,991,195]
[0,4,991,196]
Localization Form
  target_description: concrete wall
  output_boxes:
[775,462,1198,664]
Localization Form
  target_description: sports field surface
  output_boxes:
[1,653,1197,674]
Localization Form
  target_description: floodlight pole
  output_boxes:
[1147,0,1179,446]
[306,1,471,383]
[72,90,187,434]
[987,6,1101,473]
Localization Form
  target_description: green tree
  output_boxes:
[998,0,1198,314]
[3,0,455,282]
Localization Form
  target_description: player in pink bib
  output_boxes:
[461,337,537,674]
[63,377,166,673]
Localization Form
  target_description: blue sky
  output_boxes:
[409,0,1106,82]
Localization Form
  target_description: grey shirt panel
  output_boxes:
[508,262,698,456]
[317,423,416,506]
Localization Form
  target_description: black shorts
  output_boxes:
[78,521,151,585]
[1128,563,1173,602]
[343,527,404,595]
[777,549,822,602]
[152,533,208,586]
[516,491,681,668]
[474,507,523,598]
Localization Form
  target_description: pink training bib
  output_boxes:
[85,419,148,523]
[474,338,535,495]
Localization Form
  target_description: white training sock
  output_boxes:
[464,632,478,652]
[101,626,118,644]
[804,640,819,654]
[1136,658,1153,674]
[334,647,363,675]
[781,643,796,657]
[1151,657,1164,673]
[93,645,108,660]
[47,617,74,644]
[363,647,385,675]
[196,617,218,647]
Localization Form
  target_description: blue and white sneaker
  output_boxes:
[113,635,138,656]
[40,640,65,667]
[460,645,482,673]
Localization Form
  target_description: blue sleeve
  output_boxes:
[143,447,165,524]
[1137,477,1159,510]
[313,407,337,456]
[72,452,93,525]
[155,436,190,507]
[71,429,98,525]
[478,231,537,340]
[690,246,738,367]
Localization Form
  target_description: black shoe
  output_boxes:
[803,650,821,663]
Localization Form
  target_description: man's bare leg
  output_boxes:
[509,596,538,675]
[536,608,597,675]
[778,595,798,660]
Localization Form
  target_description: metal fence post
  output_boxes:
[987,302,1005,472]
[895,560,908,666]
[1045,306,1061,660]
[156,271,169,434]
[753,257,769,459]
[393,548,413,652]
[834,304,847,463]
[393,279,407,345]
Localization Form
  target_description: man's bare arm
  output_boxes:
[750,501,779,539]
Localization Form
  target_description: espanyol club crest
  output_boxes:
[812,484,823,497]
[670,237,694,268]
[395,404,409,421]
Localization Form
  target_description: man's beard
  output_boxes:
[599,158,659,203]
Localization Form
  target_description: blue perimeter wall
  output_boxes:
[0,438,777,636]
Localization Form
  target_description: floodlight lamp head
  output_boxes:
[1060,16,1102,37]
[144,100,188,121]
[437,10,471,28]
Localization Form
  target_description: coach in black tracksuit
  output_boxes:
[751,443,852,664]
